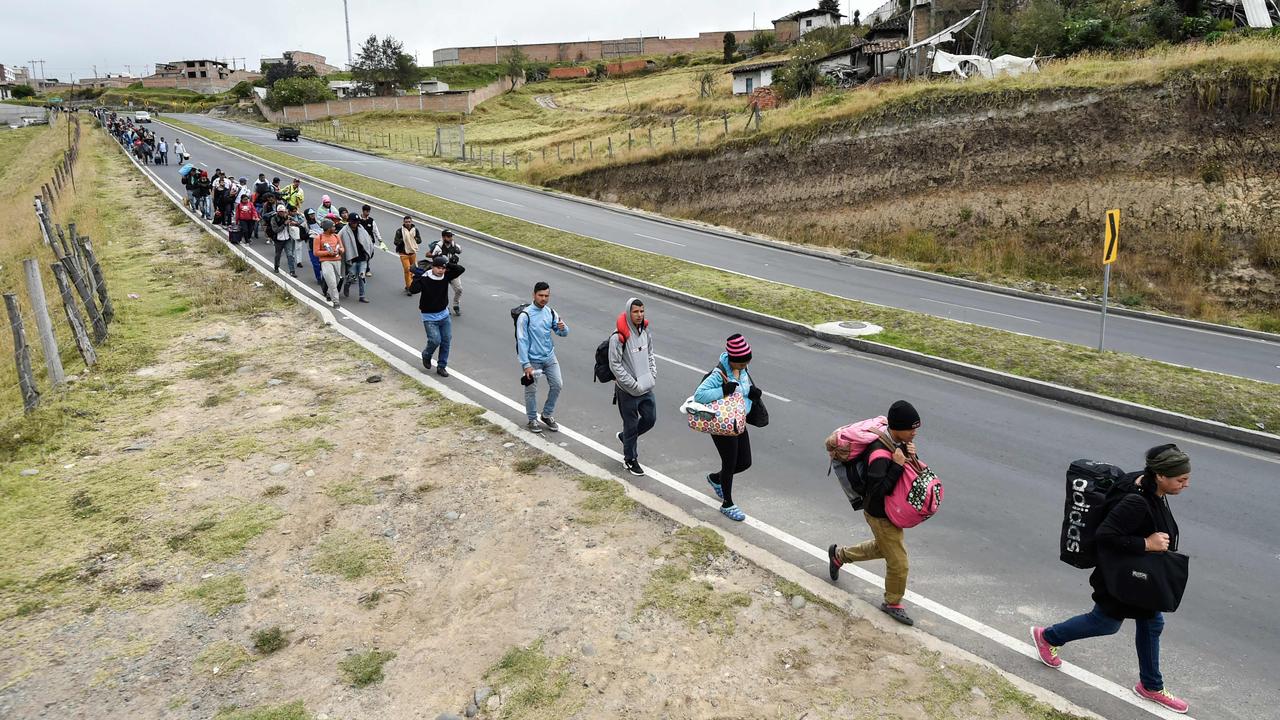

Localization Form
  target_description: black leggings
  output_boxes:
[710,430,751,507]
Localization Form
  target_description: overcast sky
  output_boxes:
[3,0,886,80]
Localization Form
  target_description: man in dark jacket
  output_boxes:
[827,400,921,626]
[409,256,465,378]
[428,228,463,315]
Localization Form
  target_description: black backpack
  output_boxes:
[829,440,884,512]
[593,332,619,383]
[1059,459,1140,569]
[510,304,557,351]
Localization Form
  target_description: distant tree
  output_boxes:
[818,0,843,14]
[265,77,335,110]
[351,34,418,96]
[1011,0,1067,55]
[593,62,608,81]
[723,32,737,62]
[693,68,719,97]
[774,39,831,100]
[263,56,299,87]
[229,80,254,99]
[297,65,318,79]
[504,47,528,90]
[12,84,35,99]
[749,31,777,54]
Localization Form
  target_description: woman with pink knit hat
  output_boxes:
[693,333,762,522]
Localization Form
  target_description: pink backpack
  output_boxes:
[824,416,889,462]
[868,446,944,528]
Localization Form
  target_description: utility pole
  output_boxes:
[92,64,98,82]
[343,0,353,68]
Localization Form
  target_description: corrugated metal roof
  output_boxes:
[863,39,907,54]
[725,60,789,74]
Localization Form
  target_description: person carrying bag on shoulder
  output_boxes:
[1031,444,1193,715]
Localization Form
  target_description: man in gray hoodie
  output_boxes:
[608,297,656,476]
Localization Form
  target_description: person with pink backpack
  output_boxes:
[827,400,926,626]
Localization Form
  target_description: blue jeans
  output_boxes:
[616,388,657,461]
[198,195,211,219]
[422,315,452,368]
[524,358,562,422]
[1044,605,1165,691]
[349,259,368,298]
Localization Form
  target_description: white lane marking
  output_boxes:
[197,162,207,167]
[492,197,524,208]
[636,232,686,247]
[921,298,1042,324]
[127,146,1198,720]
[655,353,792,402]
[326,159,372,163]
[163,120,1280,466]
[412,176,433,183]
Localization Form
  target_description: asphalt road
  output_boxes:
[140,122,1279,720]
[165,113,1280,385]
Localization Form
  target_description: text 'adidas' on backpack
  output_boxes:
[1059,459,1138,569]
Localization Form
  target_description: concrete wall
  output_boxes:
[433,29,763,66]
[799,13,839,36]
[731,68,774,95]
[256,76,521,124]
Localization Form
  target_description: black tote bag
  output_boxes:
[1101,551,1190,612]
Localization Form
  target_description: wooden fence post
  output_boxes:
[4,294,40,413]
[51,264,96,367]
[61,257,106,344]
[608,137,613,157]
[22,259,65,387]
[79,236,114,325]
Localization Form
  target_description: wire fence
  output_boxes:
[0,113,116,416]
[294,102,767,173]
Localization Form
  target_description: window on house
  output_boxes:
[199,71,207,78]
[187,71,196,78]
[806,19,813,27]
[186,62,195,68]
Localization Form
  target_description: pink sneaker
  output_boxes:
[1030,626,1062,669]
[1133,683,1189,714]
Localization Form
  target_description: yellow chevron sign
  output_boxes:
[1103,209,1120,265]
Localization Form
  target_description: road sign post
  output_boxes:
[1099,209,1120,351]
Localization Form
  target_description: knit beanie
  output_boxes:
[725,334,752,363]
[887,400,921,431]
[1146,444,1190,478]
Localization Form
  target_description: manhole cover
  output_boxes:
[814,320,884,338]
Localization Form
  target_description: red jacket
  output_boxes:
[234,201,260,222]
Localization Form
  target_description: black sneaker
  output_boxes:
[828,544,843,581]
[624,459,645,476]
[422,356,433,370]
[436,367,450,378]
[539,415,559,432]
[526,420,543,434]
[880,603,914,626]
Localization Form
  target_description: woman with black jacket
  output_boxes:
[1031,444,1192,714]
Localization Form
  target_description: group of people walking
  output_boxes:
[104,115,175,166]
[97,108,1194,715]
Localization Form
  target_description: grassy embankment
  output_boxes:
[0,119,93,410]
[166,116,1280,433]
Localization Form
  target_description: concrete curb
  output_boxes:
[112,122,1108,720]
[219,116,1280,345]
[157,118,1280,455]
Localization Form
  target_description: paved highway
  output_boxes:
[142,121,1279,720]
[167,113,1280,385]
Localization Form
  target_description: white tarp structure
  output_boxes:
[1240,0,1274,27]
[932,51,1040,79]
[903,9,982,52]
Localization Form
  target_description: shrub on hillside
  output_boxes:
[230,81,254,100]
[750,31,777,55]
[265,77,335,110]
[12,84,35,99]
